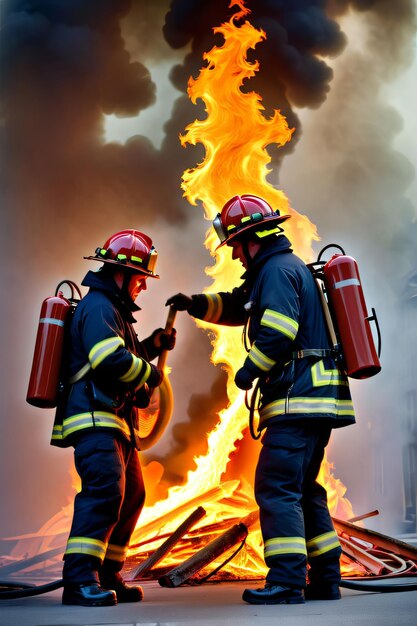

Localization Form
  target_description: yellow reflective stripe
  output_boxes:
[51,424,63,441]
[248,344,276,372]
[89,336,124,369]
[311,360,348,387]
[134,360,151,389]
[260,397,355,426]
[264,536,307,557]
[62,412,131,439]
[307,531,340,557]
[203,293,223,323]
[119,354,145,383]
[106,543,129,562]
[65,537,107,560]
[255,227,280,238]
[261,309,299,340]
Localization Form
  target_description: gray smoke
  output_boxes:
[0,0,415,552]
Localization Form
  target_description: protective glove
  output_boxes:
[147,364,164,388]
[165,293,193,311]
[151,327,177,351]
[234,367,254,390]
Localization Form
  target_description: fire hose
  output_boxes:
[0,308,177,600]
[138,306,177,451]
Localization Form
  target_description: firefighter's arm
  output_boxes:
[166,287,247,326]
[81,302,163,390]
[235,269,300,389]
[141,328,177,361]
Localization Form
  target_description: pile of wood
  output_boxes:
[122,505,417,587]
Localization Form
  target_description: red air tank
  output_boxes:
[323,254,381,379]
[26,292,72,408]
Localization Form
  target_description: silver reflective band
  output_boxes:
[213,214,227,242]
[332,278,360,290]
[39,317,65,327]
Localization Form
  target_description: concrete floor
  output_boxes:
[0,580,416,626]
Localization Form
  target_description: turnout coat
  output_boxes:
[188,236,355,430]
[51,270,159,449]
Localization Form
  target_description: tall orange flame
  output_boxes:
[5,2,356,580]
[132,0,353,577]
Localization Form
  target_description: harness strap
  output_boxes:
[291,349,334,360]
[69,362,91,385]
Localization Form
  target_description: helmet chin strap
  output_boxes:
[121,271,134,301]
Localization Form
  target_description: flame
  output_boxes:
[6,1,357,582]
[130,0,354,579]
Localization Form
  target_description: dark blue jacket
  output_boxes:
[189,236,355,430]
[51,270,159,449]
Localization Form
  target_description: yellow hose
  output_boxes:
[138,307,176,450]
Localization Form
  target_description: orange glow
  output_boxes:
[8,1,357,582]
[129,0,355,579]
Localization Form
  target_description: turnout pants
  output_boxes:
[255,423,342,588]
[63,431,145,585]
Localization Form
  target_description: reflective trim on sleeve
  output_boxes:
[307,531,341,558]
[264,536,307,558]
[261,309,299,340]
[65,536,107,560]
[61,411,131,440]
[134,360,152,389]
[119,354,146,383]
[203,293,223,324]
[89,336,125,369]
[311,360,349,387]
[51,424,63,441]
[248,344,276,372]
[259,397,355,427]
[106,543,129,563]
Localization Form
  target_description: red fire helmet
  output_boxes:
[84,229,159,278]
[213,195,291,248]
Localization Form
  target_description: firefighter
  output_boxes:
[166,195,355,605]
[52,229,176,607]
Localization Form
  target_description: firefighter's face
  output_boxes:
[128,273,147,300]
[230,239,261,269]
[230,240,247,268]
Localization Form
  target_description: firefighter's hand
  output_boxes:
[151,328,177,351]
[165,293,193,311]
[234,367,254,390]
[147,364,164,388]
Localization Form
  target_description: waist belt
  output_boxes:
[291,349,334,360]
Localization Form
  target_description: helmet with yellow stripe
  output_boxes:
[85,229,159,278]
[213,195,290,249]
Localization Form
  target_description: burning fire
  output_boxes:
[5,0,357,583]
[130,0,354,578]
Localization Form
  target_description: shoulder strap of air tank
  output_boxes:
[68,362,91,384]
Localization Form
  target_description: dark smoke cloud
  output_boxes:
[0,0,202,542]
[163,0,349,164]
[0,0,415,547]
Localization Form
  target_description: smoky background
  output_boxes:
[0,0,416,551]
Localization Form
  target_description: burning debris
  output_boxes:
[2,490,417,591]
[1,0,417,604]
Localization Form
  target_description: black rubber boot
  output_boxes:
[242,583,305,605]
[100,572,144,603]
[305,582,341,600]
[62,583,117,607]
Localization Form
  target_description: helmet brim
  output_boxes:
[84,256,160,278]
[215,214,291,249]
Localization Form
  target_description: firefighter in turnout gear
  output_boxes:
[166,195,355,605]
[54,230,176,607]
